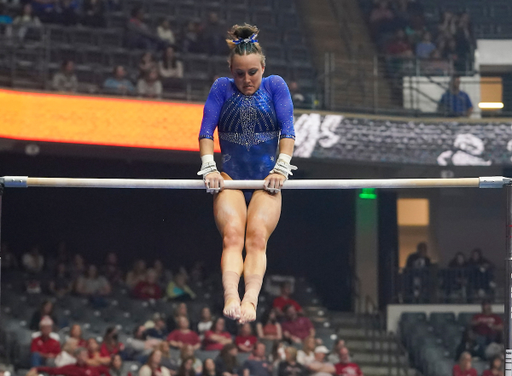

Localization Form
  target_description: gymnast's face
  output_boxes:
[231,53,265,96]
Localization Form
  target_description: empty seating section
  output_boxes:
[400,311,502,376]
[0,0,315,101]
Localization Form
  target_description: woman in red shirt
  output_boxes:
[69,324,87,348]
[100,327,124,358]
[482,356,504,376]
[202,318,232,351]
[256,309,282,341]
[235,323,257,353]
[453,352,477,376]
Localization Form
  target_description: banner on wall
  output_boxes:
[293,113,512,166]
[1,89,512,166]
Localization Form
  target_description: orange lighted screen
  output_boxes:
[0,89,220,152]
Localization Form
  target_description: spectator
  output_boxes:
[327,340,345,364]
[137,68,162,99]
[167,302,189,332]
[30,316,61,367]
[52,60,78,93]
[385,29,413,57]
[482,356,504,376]
[23,245,45,274]
[415,31,436,59]
[297,337,316,365]
[256,308,282,341]
[278,347,307,376]
[306,346,335,376]
[369,0,395,38]
[12,4,41,40]
[288,81,306,108]
[55,338,78,368]
[86,338,111,367]
[406,242,431,269]
[133,268,163,300]
[138,52,157,79]
[30,300,58,331]
[242,342,271,376]
[178,357,196,376]
[438,11,457,36]
[455,328,484,362]
[201,12,227,56]
[438,75,473,117]
[167,317,200,350]
[75,264,112,307]
[236,323,257,353]
[68,324,87,348]
[183,21,202,54]
[453,352,477,376]
[203,317,232,351]
[56,0,79,26]
[445,252,468,298]
[272,282,302,317]
[146,318,169,340]
[100,327,125,358]
[178,344,202,375]
[153,260,172,286]
[215,344,240,376]
[189,261,206,284]
[110,353,132,376]
[1,242,18,271]
[70,253,86,276]
[49,262,73,298]
[270,341,287,367]
[0,3,13,37]
[126,260,147,289]
[157,19,175,46]
[82,0,105,27]
[197,307,214,339]
[156,341,178,372]
[27,347,109,376]
[468,248,494,297]
[31,0,57,23]
[166,273,196,301]
[454,12,473,72]
[281,305,315,344]
[471,300,503,347]
[334,347,362,376]
[103,66,135,96]
[202,359,216,376]
[124,326,158,361]
[101,252,123,285]
[126,6,163,50]
[139,350,171,376]
[158,46,183,79]
[403,242,431,302]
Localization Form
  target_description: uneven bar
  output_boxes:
[1,176,510,190]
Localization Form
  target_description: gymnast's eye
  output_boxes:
[235,70,245,77]
[248,69,258,76]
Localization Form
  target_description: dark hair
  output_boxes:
[213,316,225,331]
[201,358,215,376]
[162,47,177,70]
[226,23,265,68]
[219,344,238,372]
[283,304,294,314]
[260,308,277,325]
[489,356,502,370]
[61,60,73,69]
[177,357,196,376]
[40,300,54,314]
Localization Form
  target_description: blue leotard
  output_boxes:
[199,75,295,185]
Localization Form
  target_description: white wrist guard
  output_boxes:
[197,155,219,179]
[269,153,297,179]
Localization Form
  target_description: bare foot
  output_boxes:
[223,298,241,320]
[239,301,256,324]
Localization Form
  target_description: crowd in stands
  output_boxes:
[1,241,364,376]
[368,0,475,75]
[400,242,495,303]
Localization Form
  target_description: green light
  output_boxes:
[359,188,377,200]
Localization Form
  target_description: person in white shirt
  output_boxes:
[306,346,335,376]
[157,19,175,45]
[23,246,44,274]
[158,46,183,79]
[297,337,316,365]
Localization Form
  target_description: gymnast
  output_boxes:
[197,24,296,324]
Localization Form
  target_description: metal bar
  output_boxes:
[1,176,510,190]
[506,184,512,374]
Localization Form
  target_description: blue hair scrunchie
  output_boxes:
[232,33,259,45]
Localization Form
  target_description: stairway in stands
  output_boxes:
[330,312,419,376]
[296,0,397,113]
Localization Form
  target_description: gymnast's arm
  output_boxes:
[198,78,227,192]
[266,76,296,191]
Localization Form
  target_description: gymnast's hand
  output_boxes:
[204,171,224,194]
[264,173,285,194]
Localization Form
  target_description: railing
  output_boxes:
[392,266,503,304]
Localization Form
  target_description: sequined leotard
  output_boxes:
[199,75,295,192]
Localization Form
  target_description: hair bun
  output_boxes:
[227,23,260,48]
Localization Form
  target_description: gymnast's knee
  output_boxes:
[245,230,267,254]
[222,226,245,251]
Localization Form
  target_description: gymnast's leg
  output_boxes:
[214,172,247,320]
[240,189,282,323]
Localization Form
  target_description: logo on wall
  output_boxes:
[293,113,512,166]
